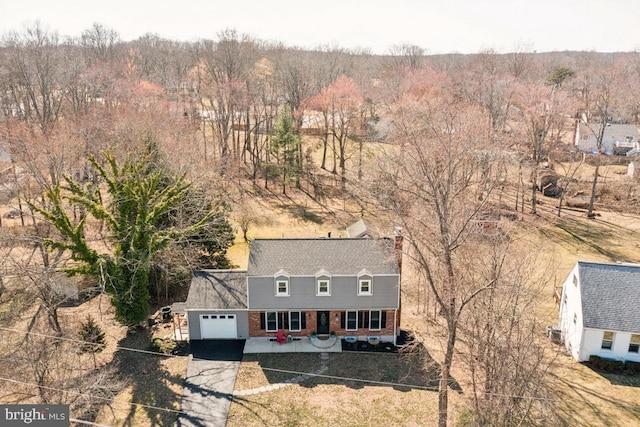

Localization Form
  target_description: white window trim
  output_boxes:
[289,311,302,332]
[346,310,358,331]
[275,279,289,296]
[358,278,372,296]
[601,331,614,350]
[369,310,382,331]
[265,311,278,332]
[629,334,640,353]
[316,278,331,296]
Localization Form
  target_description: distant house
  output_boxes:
[180,232,403,346]
[558,261,640,362]
[346,219,378,238]
[574,122,639,155]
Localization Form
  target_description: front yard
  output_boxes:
[227,350,462,426]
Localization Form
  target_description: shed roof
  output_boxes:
[346,219,373,238]
[578,261,640,333]
[185,270,247,310]
[247,238,399,276]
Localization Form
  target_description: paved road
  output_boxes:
[176,340,245,427]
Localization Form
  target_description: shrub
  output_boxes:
[150,337,176,354]
[625,360,640,375]
[588,355,624,373]
[78,315,106,353]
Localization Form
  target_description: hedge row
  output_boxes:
[588,355,640,374]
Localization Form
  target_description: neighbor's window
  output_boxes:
[602,331,614,350]
[358,279,372,295]
[573,274,578,287]
[266,311,278,332]
[289,311,302,331]
[317,278,330,296]
[370,310,382,330]
[346,311,358,331]
[629,334,640,353]
[276,279,289,296]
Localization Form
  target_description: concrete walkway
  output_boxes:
[176,340,245,427]
[234,352,329,397]
[176,339,337,426]
[243,336,342,353]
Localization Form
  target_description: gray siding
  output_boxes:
[187,310,249,340]
[247,275,399,310]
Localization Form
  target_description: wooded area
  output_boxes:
[2,23,640,426]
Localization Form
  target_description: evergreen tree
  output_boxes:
[32,143,232,326]
[270,107,302,194]
[78,315,106,353]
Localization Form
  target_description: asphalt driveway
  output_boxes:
[176,340,245,427]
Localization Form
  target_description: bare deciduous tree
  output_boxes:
[373,74,505,427]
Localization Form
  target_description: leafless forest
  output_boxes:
[2,23,640,426]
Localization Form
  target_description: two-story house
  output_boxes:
[181,234,403,345]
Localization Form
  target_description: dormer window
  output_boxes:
[359,279,371,295]
[317,279,330,295]
[274,270,289,296]
[277,280,289,296]
[357,269,373,296]
[316,270,331,296]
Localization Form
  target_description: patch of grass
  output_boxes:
[229,350,449,426]
[94,328,188,426]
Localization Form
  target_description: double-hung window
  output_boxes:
[265,311,278,332]
[317,278,331,296]
[289,311,302,331]
[358,279,372,295]
[276,279,289,296]
[370,310,382,330]
[346,311,358,331]
[602,331,614,350]
[629,334,640,353]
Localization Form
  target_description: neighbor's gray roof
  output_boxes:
[579,123,639,139]
[346,219,373,238]
[185,270,247,310]
[247,238,399,276]
[578,261,640,333]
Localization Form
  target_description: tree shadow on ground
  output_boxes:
[584,363,640,388]
[543,216,635,262]
[240,340,461,394]
[548,368,640,426]
[109,327,185,426]
[254,185,339,225]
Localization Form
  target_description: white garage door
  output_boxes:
[200,314,237,339]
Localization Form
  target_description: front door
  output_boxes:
[316,311,330,335]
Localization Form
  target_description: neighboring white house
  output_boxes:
[574,122,639,155]
[559,261,640,362]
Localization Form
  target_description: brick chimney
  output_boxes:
[394,226,403,273]
[394,226,403,342]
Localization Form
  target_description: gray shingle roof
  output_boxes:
[247,238,400,276]
[578,261,640,332]
[185,270,247,310]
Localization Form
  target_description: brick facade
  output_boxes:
[248,309,397,338]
